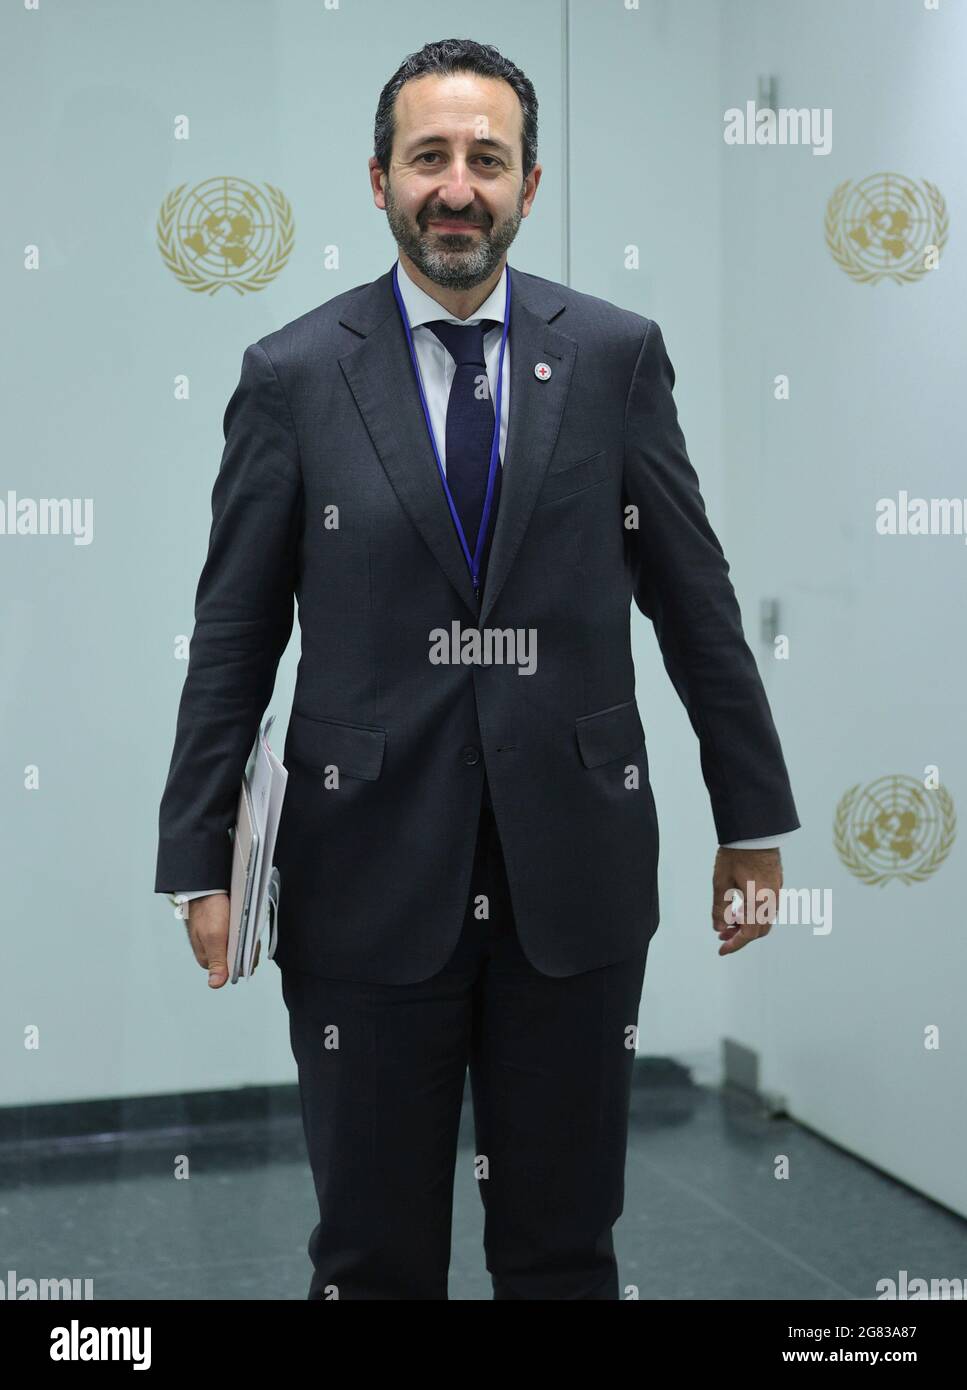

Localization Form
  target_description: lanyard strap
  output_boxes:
[392,261,511,594]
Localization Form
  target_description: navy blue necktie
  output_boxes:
[426,319,502,585]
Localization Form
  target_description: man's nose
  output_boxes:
[437,163,475,210]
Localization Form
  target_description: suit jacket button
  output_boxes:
[461,745,481,766]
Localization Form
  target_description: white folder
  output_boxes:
[228,714,289,982]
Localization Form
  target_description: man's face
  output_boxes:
[371,72,540,290]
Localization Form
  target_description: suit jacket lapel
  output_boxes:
[478,271,575,626]
[338,263,575,622]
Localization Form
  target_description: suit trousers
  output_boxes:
[278,787,650,1300]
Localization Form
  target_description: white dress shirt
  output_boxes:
[173,258,791,905]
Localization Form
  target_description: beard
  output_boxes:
[383,178,524,290]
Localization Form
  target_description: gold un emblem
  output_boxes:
[825,173,948,284]
[157,176,294,296]
[834,774,955,886]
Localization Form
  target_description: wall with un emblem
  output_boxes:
[3,0,965,1218]
[580,0,966,1218]
[717,0,966,1219]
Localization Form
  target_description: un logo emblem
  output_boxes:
[834,775,955,886]
[825,173,948,284]
[157,176,294,296]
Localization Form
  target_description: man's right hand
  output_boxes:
[184,893,232,988]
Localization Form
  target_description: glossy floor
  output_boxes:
[1,1068,963,1301]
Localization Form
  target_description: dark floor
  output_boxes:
[1,1067,964,1300]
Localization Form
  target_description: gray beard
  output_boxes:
[384,183,524,291]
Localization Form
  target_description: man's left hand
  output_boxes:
[711,847,782,956]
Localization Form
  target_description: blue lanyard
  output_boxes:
[392,261,511,595]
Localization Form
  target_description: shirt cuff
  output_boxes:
[719,830,796,850]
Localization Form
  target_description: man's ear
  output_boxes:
[368,157,387,207]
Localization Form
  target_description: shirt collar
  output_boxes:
[395,256,507,330]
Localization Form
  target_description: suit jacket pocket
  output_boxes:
[286,710,386,780]
[535,449,611,507]
[575,699,645,769]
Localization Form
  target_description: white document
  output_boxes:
[237,714,289,979]
[226,777,259,984]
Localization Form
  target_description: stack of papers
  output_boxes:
[227,714,289,983]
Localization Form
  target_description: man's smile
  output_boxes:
[426,217,485,233]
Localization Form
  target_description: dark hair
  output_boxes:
[373,37,538,180]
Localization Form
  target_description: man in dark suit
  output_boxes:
[156,37,799,1299]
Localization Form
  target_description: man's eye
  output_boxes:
[416,153,500,168]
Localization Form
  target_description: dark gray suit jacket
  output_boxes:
[155,261,800,982]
